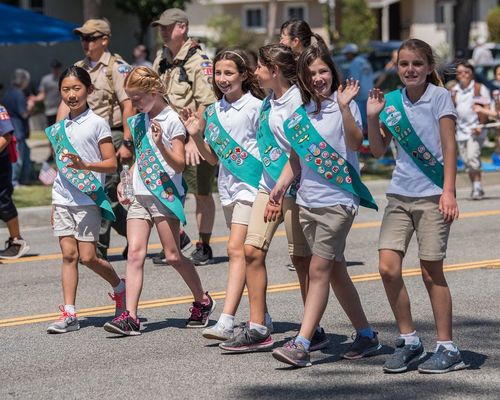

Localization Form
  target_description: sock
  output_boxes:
[436,340,458,352]
[64,305,76,315]
[357,327,375,338]
[400,330,420,346]
[249,322,268,335]
[113,279,125,293]
[295,335,311,351]
[199,232,211,245]
[473,181,481,191]
[316,326,323,334]
[218,313,235,329]
[264,312,273,327]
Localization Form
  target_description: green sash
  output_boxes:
[204,103,262,188]
[128,114,186,225]
[45,121,115,221]
[284,106,378,210]
[381,90,444,188]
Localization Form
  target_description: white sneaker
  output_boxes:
[202,323,234,341]
[0,237,30,259]
[471,189,484,200]
[265,315,274,334]
[47,306,80,334]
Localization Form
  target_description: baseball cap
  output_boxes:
[151,8,188,27]
[341,43,359,54]
[74,19,111,36]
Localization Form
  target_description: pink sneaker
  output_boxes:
[108,278,126,317]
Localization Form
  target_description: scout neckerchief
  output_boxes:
[204,102,262,189]
[284,106,378,210]
[381,89,444,188]
[128,113,186,225]
[256,94,300,196]
[45,120,115,221]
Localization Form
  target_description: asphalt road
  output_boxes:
[1,178,499,399]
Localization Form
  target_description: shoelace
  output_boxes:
[285,339,298,350]
[189,303,203,320]
[108,291,123,310]
[112,311,130,323]
[56,305,76,320]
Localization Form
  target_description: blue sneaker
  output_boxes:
[418,345,467,374]
[383,338,425,373]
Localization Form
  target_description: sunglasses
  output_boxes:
[80,35,105,42]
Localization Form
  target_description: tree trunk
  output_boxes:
[454,0,473,58]
[266,0,278,45]
[83,0,103,20]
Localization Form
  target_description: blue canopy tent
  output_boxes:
[0,3,78,45]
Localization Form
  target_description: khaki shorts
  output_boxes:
[222,200,253,228]
[127,195,177,221]
[378,194,451,261]
[184,160,217,196]
[52,204,101,242]
[299,204,355,261]
[244,190,311,257]
[458,136,484,173]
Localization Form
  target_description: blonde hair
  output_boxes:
[124,66,166,96]
[398,39,443,87]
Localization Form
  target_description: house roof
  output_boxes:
[367,0,400,8]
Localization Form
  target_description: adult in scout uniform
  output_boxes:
[57,18,134,259]
[151,8,218,265]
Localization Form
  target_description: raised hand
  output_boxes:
[179,107,202,138]
[151,120,164,148]
[337,78,360,109]
[367,88,386,118]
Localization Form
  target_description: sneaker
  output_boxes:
[108,279,126,317]
[103,311,141,336]
[190,242,214,266]
[186,292,216,328]
[272,339,312,367]
[310,327,330,352]
[152,232,193,265]
[286,263,296,271]
[219,324,274,353]
[471,189,484,200]
[342,331,382,359]
[202,322,234,341]
[418,345,467,374]
[383,338,425,373]
[0,237,30,259]
[46,306,80,334]
[265,316,274,334]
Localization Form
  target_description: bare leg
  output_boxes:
[59,236,79,306]
[245,244,267,326]
[5,216,21,239]
[292,255,310,304]
[195,194,215,239]
[78,241,121,287]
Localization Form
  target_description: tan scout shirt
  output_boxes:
[152,38,216,112]
[75,51,130,128]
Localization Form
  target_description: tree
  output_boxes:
[206,15,261,52]
[114,0,190,44]
[339,0,376,49]
[487,6,500,43]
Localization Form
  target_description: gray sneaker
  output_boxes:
[418,345,467,374]
[202,322,234,341]
[272,339,312,368]
[219,324,274,353]
[0,237,30,259]
[310,327,330,352]
[47,306,80,334]
[383,338,425,373]
[342,331,382,359]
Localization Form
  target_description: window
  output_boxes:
[243,5,266,30]
[285,5,306,21]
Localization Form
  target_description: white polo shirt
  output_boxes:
[132,106,186,196]
[453,80,491,141]
[259,85,303,193]
[209,92,262,206]
[387,84,457,197]
[52,108,111,206]
[296,92,362,210]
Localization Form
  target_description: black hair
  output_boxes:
[258,44,297,86]
[58,66,92,90]
[280,19,326,53]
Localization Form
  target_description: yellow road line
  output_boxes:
[1,208,499,266]
[1,258,499,328]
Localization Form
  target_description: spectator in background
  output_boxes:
[132,44,153,68]
[2,69,34,186]
[471,37,493,65]
[342,43,374,133]
[31,59,63,161]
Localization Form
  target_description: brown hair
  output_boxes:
[212,48,265,100]
[258,44,297,86]
[398,38,443,87]
[296,43,341,114]
[124,66,167,96]
[280,19,327,54]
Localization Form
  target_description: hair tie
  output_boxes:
[223,51,246,65]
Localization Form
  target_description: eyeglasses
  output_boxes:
[80,35,105,42]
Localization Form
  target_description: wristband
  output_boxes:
[123,139,134,148]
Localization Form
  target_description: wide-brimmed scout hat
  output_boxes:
[341,43,359,54]
[74,19,111,36]
[151,8,188,27]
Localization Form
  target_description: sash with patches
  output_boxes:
[128,114,186,225]
[381,90,444,188]
[284,106,378,210]
[45,121,115,221]
[204,103,262,188]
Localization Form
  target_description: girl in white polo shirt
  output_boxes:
[367,39,465,374]
[267,43,380,367]
[179,48,271,340]
[46,66,125,334]
[103,67,214,336]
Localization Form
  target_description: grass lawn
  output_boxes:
[12,185,52,208]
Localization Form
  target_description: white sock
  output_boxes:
[264,312,273,326]
[249,322,268,335]
[473,181,482,191]
[64,305,76,315]
[436,340,458,352]
[400,330,420,346]
[218,313,234,329]
[113,279,125,293]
